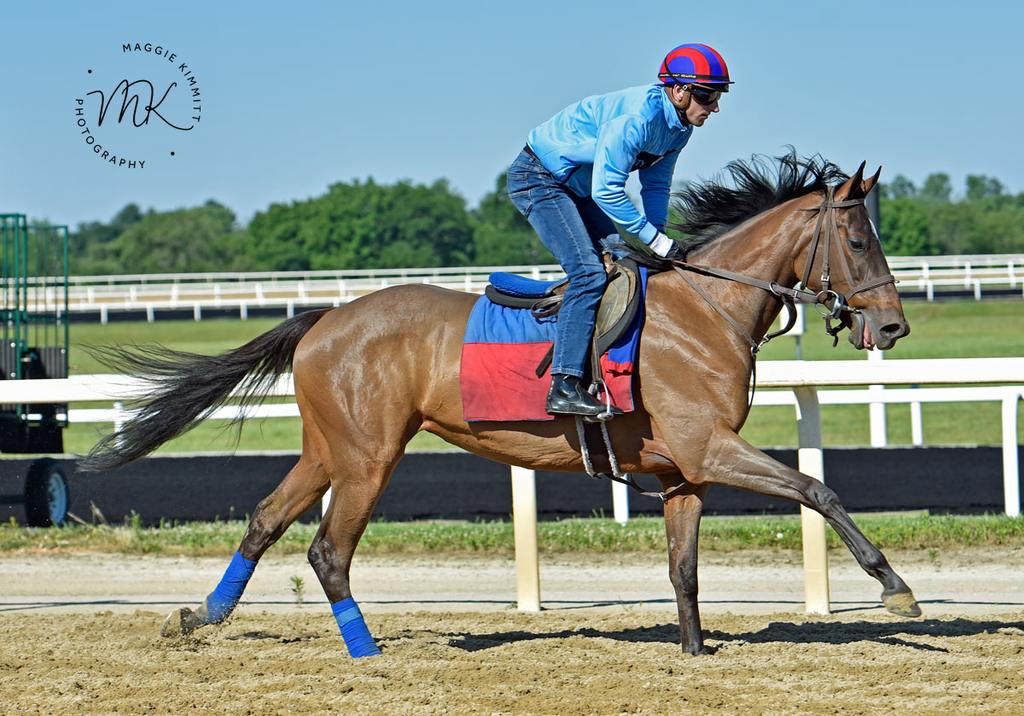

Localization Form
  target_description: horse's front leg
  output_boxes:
[687,426,921,617]
[660,477,711,655]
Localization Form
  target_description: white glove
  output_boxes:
[649,232,676,258]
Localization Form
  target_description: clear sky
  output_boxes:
[1,0,1020,229]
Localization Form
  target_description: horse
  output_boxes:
[85,152,919,657]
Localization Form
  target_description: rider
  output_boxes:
[507,43,733,417]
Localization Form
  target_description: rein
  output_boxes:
[669,187,896,405]
[577,186,897,504]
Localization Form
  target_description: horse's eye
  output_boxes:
[847,236,867,252]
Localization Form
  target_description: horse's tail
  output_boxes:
[81,308,331,472]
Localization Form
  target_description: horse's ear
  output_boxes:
[835,161,867,200]
[861,165,882,196]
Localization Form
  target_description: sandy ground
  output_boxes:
[2,549,1023,616]
[2,550,1023,714]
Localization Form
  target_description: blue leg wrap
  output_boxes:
[331,597,381,658]
[205,551,257,623]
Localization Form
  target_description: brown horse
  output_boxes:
[87,153,918,656]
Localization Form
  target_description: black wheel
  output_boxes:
[25,458,69,527]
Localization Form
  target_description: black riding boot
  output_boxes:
[546,374,622,418]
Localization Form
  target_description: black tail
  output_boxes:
[82,308,331,471]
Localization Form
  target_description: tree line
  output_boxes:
[68,170,1023,275]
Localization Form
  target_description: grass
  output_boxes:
[4,513,1024,558]
[62,299,1024,455]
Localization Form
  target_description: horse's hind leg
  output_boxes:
[161,448,328,636]
[694,427,920,617]
[305,447,408,658]
[662,478,711,655]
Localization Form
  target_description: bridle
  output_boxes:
[796,186,897,344]
[670,186,895,353]
[576,186,898,504]
[668,185,896,404]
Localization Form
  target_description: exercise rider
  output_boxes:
[507,43,732,417]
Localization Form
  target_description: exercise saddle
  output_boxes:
[484,258,643,377]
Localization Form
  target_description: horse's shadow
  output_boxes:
[443,618,1024,653]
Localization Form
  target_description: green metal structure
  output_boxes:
[1,216,69,378]
[0,214,70,526]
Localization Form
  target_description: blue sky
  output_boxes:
[1,0,1019,229]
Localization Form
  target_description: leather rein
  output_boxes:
[571,187,897,504]
[669,186,896,405]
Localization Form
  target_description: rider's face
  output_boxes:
[667,84,721,127]
[684,90,720,126]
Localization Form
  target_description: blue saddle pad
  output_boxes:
[488,272,565,298]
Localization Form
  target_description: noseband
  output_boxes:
[670,185,895,353]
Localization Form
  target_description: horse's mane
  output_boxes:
[669,149,849,258]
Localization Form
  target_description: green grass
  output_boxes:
[4,513,1023,558]
[756,300,1024,360]
[65,299,1024,454]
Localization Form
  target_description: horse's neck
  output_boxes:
[676,206,804,343]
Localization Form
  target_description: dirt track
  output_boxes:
[2,551,1023,714]
[2,610,1024,714]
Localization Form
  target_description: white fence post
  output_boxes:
[511,466,541,611]
[868,350,887,447]
[910,400,924,446]
[1002,392,1021,518]
[612,481,629,525]
[112,401,125,442]
[794,386,830,615]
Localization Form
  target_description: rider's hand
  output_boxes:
[649,232,678,258]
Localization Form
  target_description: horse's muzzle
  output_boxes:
[849,312,910,350]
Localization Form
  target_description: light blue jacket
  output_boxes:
[527,84,692,244]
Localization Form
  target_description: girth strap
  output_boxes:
[573,415,692,502]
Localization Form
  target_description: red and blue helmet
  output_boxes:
[658,43,733,89]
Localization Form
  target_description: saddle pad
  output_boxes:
[487,271,564,298]
[460,267,648,422]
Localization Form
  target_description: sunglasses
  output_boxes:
[687,85,723,105]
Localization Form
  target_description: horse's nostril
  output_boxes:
[881,322,905,337]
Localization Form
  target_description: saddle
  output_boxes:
[485,258,643,378]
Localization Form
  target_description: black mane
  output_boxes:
[669,150,849,256]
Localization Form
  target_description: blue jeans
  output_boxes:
[507,148,617,378]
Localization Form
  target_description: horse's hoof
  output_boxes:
[882,590,922,618]
[682,644,716,656]
[161,607,205,637]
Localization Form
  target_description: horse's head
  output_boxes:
[795,162,910,351]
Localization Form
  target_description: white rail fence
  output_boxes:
[3,357,1023,615]
[23,254,1024,322]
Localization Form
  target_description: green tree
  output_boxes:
[965,175,1004,201]
[883,175,917,200]
[880,198,939,255]
[91,200,239,273]
[920,173,952,203]
[247,178,475,270]
[70,204,147,274]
